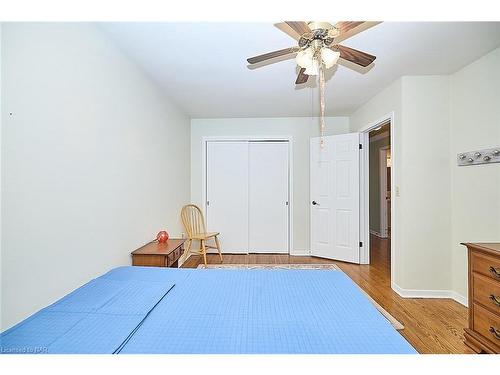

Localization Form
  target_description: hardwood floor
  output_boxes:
[181,235,473,354]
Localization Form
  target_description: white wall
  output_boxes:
[0,23,3,328]
[350,48,500,304]
[399,76,452,291]
[1,23,190,329]
[450,48,500,300]
[191,117,350,255]
[351,76,453,296]
[350,79,404,286]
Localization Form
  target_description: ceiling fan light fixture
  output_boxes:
[320,47,340,68]
[304,58,319,76]
[296,48,314,68]
[246,21,379,149]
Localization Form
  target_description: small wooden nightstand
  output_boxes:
[131,239,186,268]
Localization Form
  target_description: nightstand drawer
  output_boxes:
[132,254,165,267]
[473,273,500,314]
[473,303,500,347]
[471,252,500,282]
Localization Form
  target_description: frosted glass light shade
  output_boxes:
[304,58,319,76]
[296,48,314,68]
[320,47,340,68]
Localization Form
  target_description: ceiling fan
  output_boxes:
[247,21,380,84]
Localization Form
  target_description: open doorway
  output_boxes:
[367,121,391,271]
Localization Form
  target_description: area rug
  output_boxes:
[197,263,404,330]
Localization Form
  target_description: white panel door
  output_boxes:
[310,134,360,263]
[249,142,289,253]
[206,141,249,253]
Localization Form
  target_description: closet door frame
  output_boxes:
[202,136,293,254]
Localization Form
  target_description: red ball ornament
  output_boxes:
[156,230,169,243]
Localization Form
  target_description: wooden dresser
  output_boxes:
[131,239,186,268]
[462,243,500,353]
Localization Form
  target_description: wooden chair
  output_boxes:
[181,204,223,265]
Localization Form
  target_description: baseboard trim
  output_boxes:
[289,251,311,256]
[391,282,468,307]
[450,291,468,307]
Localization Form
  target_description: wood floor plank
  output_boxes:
[180,236,472,354]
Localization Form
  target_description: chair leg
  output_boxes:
[214,235,223,263]
[200,239,207,266]
[185,239,192,258]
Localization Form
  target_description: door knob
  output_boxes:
[312,201,319,206]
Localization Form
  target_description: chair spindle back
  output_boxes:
[181,204,207,237]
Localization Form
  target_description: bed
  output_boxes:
[0,266,416,354]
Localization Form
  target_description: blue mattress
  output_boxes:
[0,266,416,354]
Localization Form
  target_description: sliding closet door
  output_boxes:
[248,142,289,253]
[206,141,249,253]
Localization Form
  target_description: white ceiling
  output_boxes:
[100,22,500,118]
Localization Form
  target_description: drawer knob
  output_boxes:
[490,266,500,278]
[490,294,500,307]
[489,326,500,340]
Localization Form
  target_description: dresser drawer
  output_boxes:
[471,252,500,281]
[473,303,500,347]
[473,273,500,314]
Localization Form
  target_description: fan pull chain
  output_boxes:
[319,64,326,149]
[311,69,314,131]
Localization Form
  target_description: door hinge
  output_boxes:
[359,144,363,150]
[285,201,289,206]
[206,201,210,206]
[359,241,363,247]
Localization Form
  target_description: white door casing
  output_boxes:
[379,146,390,238]
[310,134,360,263]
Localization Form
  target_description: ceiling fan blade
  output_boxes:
[274,22,302,40]
[335,21,365,35]
[247,47,299,64]
[335,45,376,67]
[284,21,311,37]
[295,68,309,84]
[333,21,381,43]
